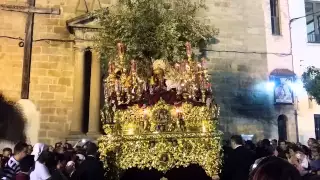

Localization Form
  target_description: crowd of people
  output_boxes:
[2,137,320,180]
[220,136,320,180]
[0,141,105,180]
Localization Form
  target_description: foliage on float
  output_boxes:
[302,66,320,104]
[94,0,218,70]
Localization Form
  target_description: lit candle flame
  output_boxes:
[202,122,206,132]
[127,128,134,135]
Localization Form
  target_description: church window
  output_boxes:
[270,0,281,35]
[278,115,288,141]
[305,2,320,43]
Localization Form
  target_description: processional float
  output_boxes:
[99,42,221,178]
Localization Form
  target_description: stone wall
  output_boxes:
[199,0,280,140]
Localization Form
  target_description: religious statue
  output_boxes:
[275,78,293,104]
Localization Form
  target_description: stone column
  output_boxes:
[70,48,85,135]
[87,51,101,136]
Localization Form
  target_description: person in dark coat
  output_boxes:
[51,153,68,180]
[15,155,34,180]
[220,135,255,180]
[277,140,288,159]
[256,139,273,159]
[74,142,105,180]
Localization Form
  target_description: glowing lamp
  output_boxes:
[143,109,149,115]
[266,81,275,91]
[127,128,134,135]
[202,125,206,133]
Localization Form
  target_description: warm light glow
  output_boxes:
[175,108,182,113]
[127,128,134,135]
[202,125,206,133]
[142,108,150,116]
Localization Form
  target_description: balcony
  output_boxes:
[308,32,320,43]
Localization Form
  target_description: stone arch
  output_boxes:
[277,114,288,140]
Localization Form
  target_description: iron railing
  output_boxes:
[308,32,320,43]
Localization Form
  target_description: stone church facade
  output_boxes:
[0,0,296,145]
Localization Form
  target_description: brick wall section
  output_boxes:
[30,0,80,145]
[0,1,26,100]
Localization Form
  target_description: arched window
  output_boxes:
[278,115,288,140]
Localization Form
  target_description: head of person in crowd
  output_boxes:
[230,135,243,150]
[27,145,33,155]
[65,161,76,176]
[54,142,64,154]
[310,147,320,173]
[311,147,320,160]
[76,154,85,165]
[222,140,230,147]
[256,140,262,148]
[85,142,99,157]
[261,139,271,149]
[296,142,302,148]
[294,148,307,161]
[288,145,298,158]
[54,153,67,170]
[308,138,317,147]
[245,140,256,151]
[301,145,311,157]
[64,143,73,152]
[32,143,49,162]
[278,140,287,151]
[13,142,28,162]
[2,147,12,158]
[249,156,302,180]
[75,146,84,154]
[48,146,54,152]
[55,142,62,149]
[271,139,277,148]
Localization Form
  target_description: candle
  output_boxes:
[115,80,120,91]
[185,42,192,57]
[108,62,114,74]
[201,58,206,69]
[117,42,124,56]
[131,59,137,73]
